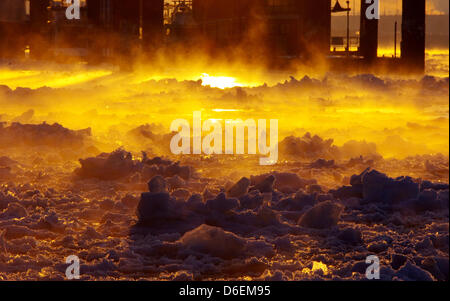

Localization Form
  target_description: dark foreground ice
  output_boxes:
[0,148,448,281]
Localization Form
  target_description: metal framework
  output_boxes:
[164,0,192,25]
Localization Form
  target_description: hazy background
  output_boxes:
[166,0,449,15]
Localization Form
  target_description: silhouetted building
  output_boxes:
[167,2,197,43]
[49,1,92,59]
[1,0,163,60]
[0,0,427,72]
[401,0,426,70]
[192,0,331,60]
[0,0,30,58]
[86,0,164,58]
[335,0,426,72]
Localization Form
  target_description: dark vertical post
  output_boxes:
[87,0,101,25]
[303,0,331,57]
[139,0,143,40]
[29,0,49,28]
[394,21,397,58]
[401,0,425,71]
[142,0,165,51]
[325,0,332,56]
[29,0,50,58]
[346,0,350,54]
[359,0,379,62]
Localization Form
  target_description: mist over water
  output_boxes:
[0,48,448,281]
[1,50,448,161]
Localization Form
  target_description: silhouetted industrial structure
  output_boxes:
[329,0,427,72]
[0,0,29,58]
[192,0,331,59]
[359,0,379,61]
[401,0,426,70]
[165,0,198,43]
[86,0,164,58]
[86,0,142,59]
[1,0,164,61]
[0,0,429,72]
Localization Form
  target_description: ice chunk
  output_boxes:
[227,177,250,198]
[3,225,35,240]
[361,170,390,202]
[147,176,167,193]
[172,189,190,201]
[136,192,179,224]
[438,190,449,208]
[337,228,363,245]
[164,162,191,180]
[275,190,317,211]
[330,185,363,200]
[0,203,27,219]
[206,193,239,213]
[121,194,140,208]
[255,205,280,227]
[179,224,245,259]
[166,175,186,191]
[391,253,408,270]
[352,74,386,89]
[360,169,419,203]
[250,175,275,193]
[246,240,275,258]
[251,173,302,194]
[75,149,136,180]
[273,172,315,193]
[421,180,449,191]
[239,190,264,210]
[367,241,389,253]
[413,189,442,212]
[298,201,343,229]
[395,262,434,281]
[310,159,335,169]
[0,122,90,149]
[279,133,338,160]
[420,257,448,281]
[186,193,205,212]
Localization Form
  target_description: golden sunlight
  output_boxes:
[200,73,245,89]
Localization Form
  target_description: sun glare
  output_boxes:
[200,73,244,89]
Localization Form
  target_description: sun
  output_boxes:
[200,73,244,89]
